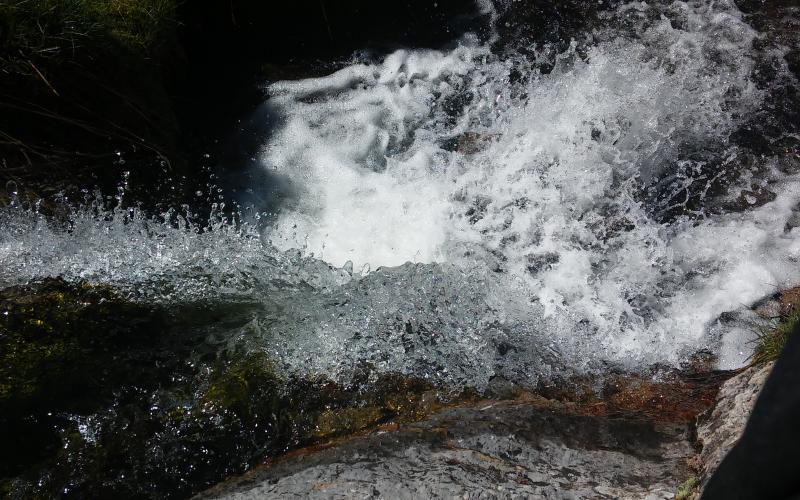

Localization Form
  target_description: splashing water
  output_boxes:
[2,0,800,388]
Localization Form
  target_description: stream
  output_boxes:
[1,0,799,498]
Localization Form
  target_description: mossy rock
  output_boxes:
[315,407,384,439]
[0,278,164,414]
[0,283,465,498]
[0,278,169,480]
[201,351,281,415]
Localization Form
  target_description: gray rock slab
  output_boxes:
[197,400,695,499]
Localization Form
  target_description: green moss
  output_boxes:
[752,307,800,365]
[0,478,11,497]
[0,278,163,413]
[201,351,282,417]
[0,282,470,498]
[315,407,384,439]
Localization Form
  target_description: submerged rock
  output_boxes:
[0,279,163,408]
[0,278,166,483]
[0,279,477,498]
[0,278,776,499]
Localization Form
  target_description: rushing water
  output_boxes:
[3,0,800,389]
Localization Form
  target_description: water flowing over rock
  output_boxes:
[3,0,799,392]
[1,0,799,498]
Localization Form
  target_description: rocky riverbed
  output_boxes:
[198,363,773,499]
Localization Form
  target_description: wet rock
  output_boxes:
[1,277,736,499]
[695,363,773,488]
[786,49,800,79]
[1,281,166,488]
[734,0,799,15]
[195,363,740,498]
[754,296,782,320]
[525,252,560,274]
[723,184,777,212]
[444,131,497,155]
[784,208,800,232]
[755,287,800,319]
[0,279,165,466]
[1,283,477,500]
[197,398,695,499]
[314,407,383,439]
[751,288,800,337]
[533,369,727,424]
[465,195,492,224]
[588,215,636,242]
[0,280,298,498]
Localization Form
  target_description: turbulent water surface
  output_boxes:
[3,0,800,390]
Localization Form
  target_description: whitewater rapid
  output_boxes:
[2,0,799,386]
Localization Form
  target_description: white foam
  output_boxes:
[258,0,800,374]
[1,0,799,386]
[264,44,488,267]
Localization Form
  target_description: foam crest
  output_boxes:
[264,44,490,267]
[0,205,350,300]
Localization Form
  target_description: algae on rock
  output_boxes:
[0,279,467,498]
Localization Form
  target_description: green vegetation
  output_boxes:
[0,278,163,413]
[0,0,176,73]
[752,307,800,365]
[676,476,699,500]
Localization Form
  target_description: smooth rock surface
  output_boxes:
[197,400,695,499]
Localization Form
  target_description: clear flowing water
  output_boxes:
[3,0,800,389]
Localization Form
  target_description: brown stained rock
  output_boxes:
[314,407,384,439]
[383,389,441,420]
[533,370,731,423]
[600,374,723,422]
[753,287,800,320]
[755,298,782,319]
[695,362,774,488]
